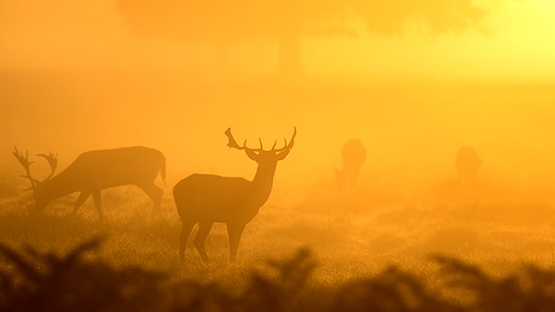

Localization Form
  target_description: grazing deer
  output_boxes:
[173,127,296,261]
[455,146,482,187]
[13,146,166,220]
[335,139,366,189]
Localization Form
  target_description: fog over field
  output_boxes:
[1,73,554,200]
[1,1,555,310]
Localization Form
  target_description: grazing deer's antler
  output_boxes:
[13,148,58,190]
[37,153,58,180]
[13,147,39,189]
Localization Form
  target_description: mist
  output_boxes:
[2,71,554,205]
[1,0,555,266]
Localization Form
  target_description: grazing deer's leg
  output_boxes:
[227,223,246,261]
[72,191,91,215]
[179,219,196,259]
[138,183,163,214]
[194,221,214,262]
[91,189,103,221]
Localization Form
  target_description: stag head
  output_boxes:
[225,127,296,163]
[13,147,58,190]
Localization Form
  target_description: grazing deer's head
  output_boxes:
[13,147,58,211]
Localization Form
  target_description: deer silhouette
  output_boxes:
[173,127,296,261]
[335,139,366,189]
[455,146,482,187]
[13,146,166,220]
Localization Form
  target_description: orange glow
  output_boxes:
[0,0,554,220]
[4,4,555,304]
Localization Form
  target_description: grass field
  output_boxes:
[2,71,555,310]
[2,172,555,311]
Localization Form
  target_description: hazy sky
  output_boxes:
[2,0,555,196]
[1,0,554,82]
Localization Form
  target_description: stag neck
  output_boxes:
[252,162,277,184]
[249,162,277,206]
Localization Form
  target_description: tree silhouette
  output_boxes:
[115,0,498,78]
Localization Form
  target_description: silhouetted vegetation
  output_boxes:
[0,236,167,312]
[2,236,555,311]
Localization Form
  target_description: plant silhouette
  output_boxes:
[2,237,555,311]
[0,236,167,312]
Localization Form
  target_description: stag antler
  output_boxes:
[273,127,297,152]
[13,147,39,189]
[13,148,58,189]
[225,127,297,152]
[225,128,264,151]
[37,152,58,180]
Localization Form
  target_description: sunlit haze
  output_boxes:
[3,1,555,309]
[0,0,554,81]
[1,0,553,191]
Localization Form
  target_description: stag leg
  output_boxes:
[194,221,214,262]
[226,223,246,261]
[91,189,103,221]
[138,183,163,215]
[179,219,196,259]
[72,191,91,215]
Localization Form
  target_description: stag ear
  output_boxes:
[275,149,291,161]
[245,149,259,161]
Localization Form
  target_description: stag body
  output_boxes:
[14,146,166,220]
[174,128,295,261]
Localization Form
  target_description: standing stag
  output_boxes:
[13,146,166,220]
[173,127,296,261]
[335,139,366,189]
[455,146,481,187]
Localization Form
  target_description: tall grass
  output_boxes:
[1,174,555,310]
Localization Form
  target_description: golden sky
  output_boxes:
[1,0,555,196]
[307,0,555,83]
[0,0,554,83]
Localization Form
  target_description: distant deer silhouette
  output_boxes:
[13,146,166,220]
[173,127,296,261]
[335,139,366,189]
[455,146,481,187]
